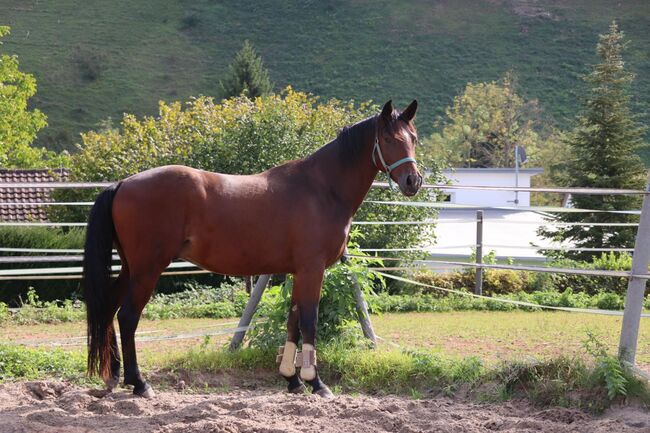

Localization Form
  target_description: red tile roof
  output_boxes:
[0,169,69,222]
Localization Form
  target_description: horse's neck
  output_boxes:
[309,137,378,218]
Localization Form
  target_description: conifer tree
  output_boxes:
[540,22,647,260]
[219,40,273,99]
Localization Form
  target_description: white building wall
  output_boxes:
[427,168,550,261]
[441,168,543,207]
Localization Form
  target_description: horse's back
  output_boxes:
[110,164,343,275]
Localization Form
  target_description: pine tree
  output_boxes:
[540,22,648,260]
[219,41,273,99]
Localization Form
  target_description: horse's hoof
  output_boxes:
[313,386,334,399]
[135,384,155,399]
[104,377,119,391]
[288,383,307,394]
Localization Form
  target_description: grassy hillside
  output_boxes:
[2,0,649,152]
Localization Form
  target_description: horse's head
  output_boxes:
[374,100,422,196]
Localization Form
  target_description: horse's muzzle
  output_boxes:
[398,172,422,197]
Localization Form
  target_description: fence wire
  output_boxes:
[374,271,650,318]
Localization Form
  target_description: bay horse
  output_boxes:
[83,100,422,399]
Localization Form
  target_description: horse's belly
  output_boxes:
[180,226,295,276]
[180,217,347,276]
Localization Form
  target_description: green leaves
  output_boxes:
[0,27,64,168]
[583,331,628,400]
[64,88,435,251]
[248,242,384,349]
[422,72,547,169]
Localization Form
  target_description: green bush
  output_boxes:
[0,226,231,303]
[0,343,86,381]
[0,283,641,326]
[248,244,383,349]
[0,226,84,250]
[53,89,439,261]
[549,253,633,296]
[592,291,625,310]
[414,268,529,297]
[0,227,85,303]
[143,282,249,320]
[0,302,8,321]
[410,252,638,298]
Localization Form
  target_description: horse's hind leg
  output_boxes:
[279,291,306,394]
[105,270,130,391]
[118,272,159,398]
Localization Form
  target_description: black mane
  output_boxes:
[335,116,378,166]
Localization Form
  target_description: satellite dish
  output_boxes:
[515,145,527,164]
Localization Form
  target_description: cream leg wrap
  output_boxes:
[299,344,317,381]
[278,341,297,377]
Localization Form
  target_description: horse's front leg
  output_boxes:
[293,268,333,398]
[278,290,306,394]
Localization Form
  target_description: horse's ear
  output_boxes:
[400,100,418,123]
[381,100,394,119]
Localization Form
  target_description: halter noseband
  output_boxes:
[372,134,418,191]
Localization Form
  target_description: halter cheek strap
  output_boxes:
[372,138,417,191]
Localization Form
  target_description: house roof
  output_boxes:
[0,169,69,222]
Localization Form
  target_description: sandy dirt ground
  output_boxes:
[0,381,649,433]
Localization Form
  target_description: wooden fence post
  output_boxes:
[230,274,271,350]
[475,210,484,296]
[619,173,650,364]
[351,274,377,348]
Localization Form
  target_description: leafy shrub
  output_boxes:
[74,46,103,81]
[0,225,237,302]
[248,244,383,349]
[549,253,633,296]
[583,331,628,401]
[180,12,200,31]
[144,282,249,320]
[411,252,637,298]
[142,280,249,320]
[4,288,84,324]
[483,269,528,295]
[0,303,8,321]
[0,227,85,302]
[592,291,624,310]
[54,89,439,260]
[0,344,86,380]
[0,26,67,169]
[414,268,529,296]
[0,226,85,251]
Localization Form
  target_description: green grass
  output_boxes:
[2,0,650,151]
[372,311,650,366]
[2,310,650,409]
[1,339,648,411]
[0,343,89,382]
[3,310,649,367]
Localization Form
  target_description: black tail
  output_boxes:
[83,183,120,379]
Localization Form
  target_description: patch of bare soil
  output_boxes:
[0,381,648,433]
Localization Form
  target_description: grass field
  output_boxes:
[2,0,650,151]
[2,311,649,369]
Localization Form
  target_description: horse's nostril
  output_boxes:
[407,175,413,187]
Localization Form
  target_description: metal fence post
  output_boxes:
[619,172,650,364]
[230,274,271,350]
[475,210,484,296]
